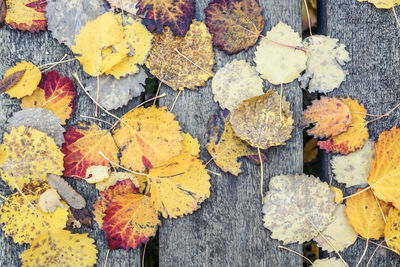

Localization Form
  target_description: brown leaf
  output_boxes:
[47,174,86,209]
[0,0,5,26]
[0,70,25,94]
[70,207,92,228]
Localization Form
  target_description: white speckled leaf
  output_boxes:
[313,258,346,267]
[314,204,357,252]
[107,0,138,14]
[262,174,336,244]
[6,108,65,146]
[332,139,374,187]
[299,35,350,93]
[46,0,109,47]
[212,60,263,111]
[85,67,147,110]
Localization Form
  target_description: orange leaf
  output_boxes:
[5,0,47,32]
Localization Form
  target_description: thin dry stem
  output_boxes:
[95,75,100,117]
[99,151,149,177]
[343,186,371,200]
[279,83,283,121]
[80,115,114,126]
[373,191,387,223]
[142,242,148,267]
[303,0,313,37]
[393,6,400,29]
[174,48,214,77]
[258,146,264,204]
[277,245,313,265]
[169,90,182,112]
[356,238,369,267]
[38,54,68,68]
[206,169,221,176]
[103,249,110,267]
[366,239,385,267]
[153,81,163,105]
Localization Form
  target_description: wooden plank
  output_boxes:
[322,1,400,266]
[0,27,142,266]
[159,0,303,266]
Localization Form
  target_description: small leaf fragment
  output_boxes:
[0,69,25,94]
[384,207,400,254]
[107,0,139,14]
[0,0,5,26]
[358,0,400,8]
[39,188,64,213]
[48,174,86,209]
[312,258,346,267]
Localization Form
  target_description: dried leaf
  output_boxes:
[0,69,25,94]
[48,174,86,209]
[146,20,215,91]
[262,174,336,244]
[3,61,41,98]
[137,0,195,36]
[85,165,110,183]
[303,138,318,163]
[107,0,139,14]
[39,188,64,213]
[358,0,400,8]
[384,207,400,254]
[300,35,350,93]
[70,207,93,227]
[181,132,200,157]
[300,97,351,138]
[0,0,5,25]
[5,0,47,32]
[345,188,390,239]
[212,60,263,111]
[254,22,307,84]
[204,0,264,54]
[312,258,346,267]
[230,89,294,149]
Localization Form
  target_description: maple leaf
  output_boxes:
[0,69,25,94]
[6,108,65,146]
[300,97,351,139]
[212,59,263,111]
[5,0,47,32]
[48,174,86,209]
[62,121,119,180]
[384,207,400,254]
[137,0,195,36]
[331,139,374,187]
[181,132,200,157]
[368,126,400,209]
[254,22,307,85]
[71,12,130,76]
[107,0,139,14]
[112,106,183,172]
[204,0,264,54]
[263,174,336,244]
[3,61,41,98]
[20,230,97,266]
[0,126,64,189]
[146,20,215,91]
[345,188,390,239]
[148,154,211,218]
[299,35,350,93]
[20,70,77,124]
[318,98,369,154]
[312,258,346,267]
[314,204,357,252]
[230,89,294,149]
[358,0,400,8]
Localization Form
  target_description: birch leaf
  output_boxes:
[5,0,47,32]
[3,61,41,99]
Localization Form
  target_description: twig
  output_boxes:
[206,169,221,176]
[142,242,148,267]
[303,0,313,37]
[366,239,385,267]
[343,186,371,200]
[96,75,100,117]
[279,83,283,121]
[258,146,264,204]
[393,6,400,29]
[277,245,313,265]
[103,249,110,267]
[174,48,214,77]
[169,90,182,112]
[356,238,369,267]
[99,151,149,177]
[80,115,114,126]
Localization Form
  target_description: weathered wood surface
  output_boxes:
[159,1,303,266]
[321,0,400,266]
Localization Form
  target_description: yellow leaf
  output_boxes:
[146,20,215,90]
[4,0,47,32]
[20,230,97,266]
[384,207,400,254]
[330,186,343,204]
[72,12,130,76]
[345,188,390,239]
[148,154,211,218]
[0,126,64,189]
[3,61,41,98]
[181,132,200,157]
[112,106,183,172]
[358,0,400,8]
[303,138,318,163]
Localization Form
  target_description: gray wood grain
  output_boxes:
[0,27,141,266]
[158,1,303,266]
[322,0,400,266]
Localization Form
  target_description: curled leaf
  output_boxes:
[0,69,25,94]
[48,174,86,209]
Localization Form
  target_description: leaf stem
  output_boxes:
[258,146,264,204]
[277,245,313,265]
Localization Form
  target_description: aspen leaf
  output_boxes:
[330,186,344,204]
[345,188,390,239]
[358,0,400,8]
[384,207,400,254]
[146,20,215,91]
[5,0,47,32]
[230,89,294,149]
[0,70,25,94]
[319,98,368,154]
[39,188,64,213]
[181,132,200,157]
[254,22,307,84]
[313,258,346,267]
[3,61,41,99]
[20,230,97,267]
[48,174,86,209]
[204,0,264,54]
[368,127,400,209]
[95,172,142,192]
[20,70,77,124]
[300,97,351,138]
[262,174,336,244]
[212,60,264,111]
[0,126,64,189]
[148,154,211,218]
[137,0,195,36]
[62,121,119,179]
[107,0,139,14]
[112,106,183,172]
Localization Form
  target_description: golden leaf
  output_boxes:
[4,0,47,32]
[3,61,41,98]
[181,132,200,157]
[384,207,400,254]
[330,186,343,204]
[358,0,400,8]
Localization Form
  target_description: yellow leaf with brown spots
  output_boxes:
[3,61,41,99]
[181,132,200,157]
[384,207,400,254]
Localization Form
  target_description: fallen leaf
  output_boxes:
[345,188,390,239]
[39,188,64,213]
[230,89,294,149]
[299,35,350,93]
[0,69,25,94]
[263,174,336,244]
[331,139,374,187]
[384,207,400,254]
[20,230,97,266]
[312,258,346,267]
[70,207,93,227]
[137,0,195,36]
[303,138,318,163]
[112,106,183,172]
[300,97,351,138]
[330,186,344,204]
[107,0,139,14]
[204,0,264,54]
[0,0,5,25]
[6,108,65,146]
[86,165,110,183]
[3,61,41,98]
[358,0,400,8]
[148,154,211,218]
[20,70,77,124]
[181,132,200,157]
[5,0,47,32]
[95,172,141,192]
[48,174,86,209]
[146,20,215,91]
[318,98,368,154]
[212,59,263,111]
[62,121,119,179]
[0,126,64,189]
[254,22,307,84]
